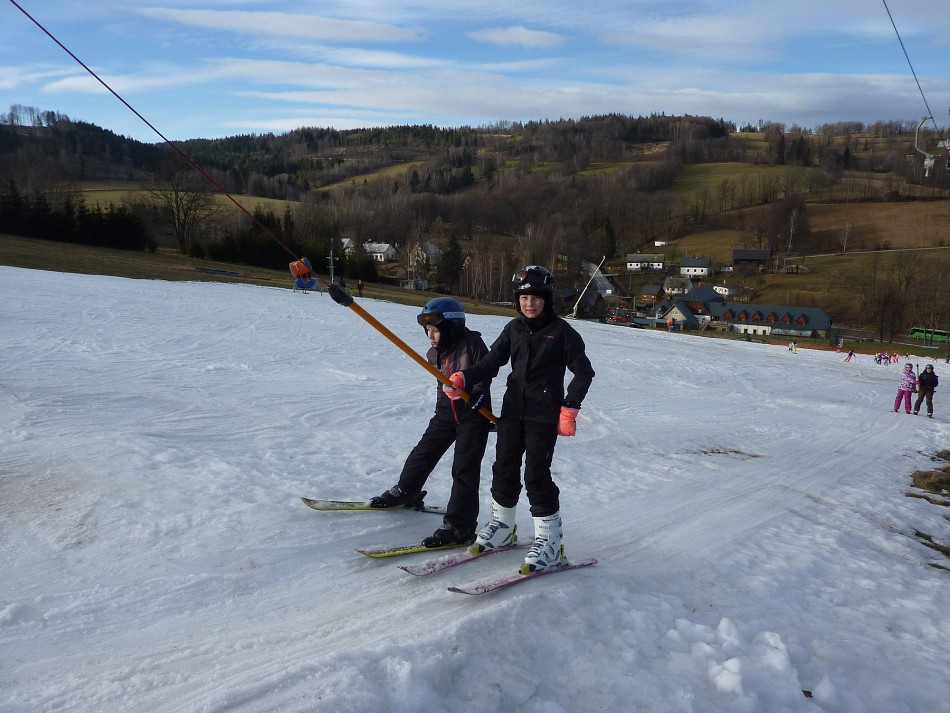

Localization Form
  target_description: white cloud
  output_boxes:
[137,8,423,42]
[468,25,563,49]
[282,45,450,70]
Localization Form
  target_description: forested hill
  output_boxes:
[0,110,735,192]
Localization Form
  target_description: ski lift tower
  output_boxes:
[328,251,338,284]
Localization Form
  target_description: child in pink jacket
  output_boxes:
[894,363,917,414]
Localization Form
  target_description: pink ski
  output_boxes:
[398,543,528,576]
[448,557,598,595]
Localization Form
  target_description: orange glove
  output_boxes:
[557,406,579,437]
[442,371,465,400]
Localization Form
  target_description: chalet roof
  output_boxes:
[663,276,692,290]
[626,253,664,262]
[363,242,395,253]
[681,256,712,267]
[682,286,723,303]
[732,249,771,261]
[710,302,831,329]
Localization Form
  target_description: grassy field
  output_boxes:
[809,200,950,251]
[673,162,791,195]
[77,181,300,216]
[314,161,425,194]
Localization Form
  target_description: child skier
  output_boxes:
[894,363,917,414]
[443,265,595,573]
[370,297,493,547]
[913,364,938,418]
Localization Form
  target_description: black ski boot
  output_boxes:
[422,523,476,548]
[369,485,427,509]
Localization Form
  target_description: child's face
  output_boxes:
[519,294,545,318]
[426,325,441,347]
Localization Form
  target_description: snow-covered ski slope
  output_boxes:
[2,266,948,713]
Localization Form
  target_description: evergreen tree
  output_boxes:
[436,233,466,293]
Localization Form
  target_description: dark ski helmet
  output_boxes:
[512,265,556,316]
[417,297,466,337]
[512,265,555,297]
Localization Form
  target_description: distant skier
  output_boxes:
[443,265,595,573]
[844,349,856,362]
[893,363,917,414]
[369,297,493,547]
[913,365,938,418]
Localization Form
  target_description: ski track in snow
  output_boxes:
[1,266,949,713]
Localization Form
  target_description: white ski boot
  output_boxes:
[470,499,517,553]
[521,512,564,574]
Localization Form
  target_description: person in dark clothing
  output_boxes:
[444,265,595,573]
[914,364,938,418]
[370,297,492,546]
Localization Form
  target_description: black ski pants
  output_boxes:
[489,417,560,517]
[397,413,490,531]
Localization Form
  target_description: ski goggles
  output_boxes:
[417,311,463,327]
[512,267,552,289]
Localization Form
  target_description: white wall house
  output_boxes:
[680,256,712,278]
[626,253,665,271]
[713,283,744,299]
[363,242,398,262]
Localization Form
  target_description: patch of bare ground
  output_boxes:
[907,450,950,570]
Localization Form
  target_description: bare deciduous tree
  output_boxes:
[146,166,218,254]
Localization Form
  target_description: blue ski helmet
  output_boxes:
[417,297,466,336]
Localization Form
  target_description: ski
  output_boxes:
[301,496,446,516]
[398,543,529,576]
[356,542,469,558]
[448,557,598,595]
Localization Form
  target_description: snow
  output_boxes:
[2,265,949,713]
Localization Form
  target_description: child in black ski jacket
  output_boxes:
[370,297,492,546]
[914,364,939,417]
[444,265,595,573]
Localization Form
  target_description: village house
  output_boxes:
[626,253,665,271]
[363,242,397,262]
[408,242,442,271]
[680,256,713,279]
[339,239,398,262]
[712,282,747,300]
[662,276,692,296]
[732,249,772,273]
[650,286,832,339]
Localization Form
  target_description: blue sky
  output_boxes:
[2,0,950,143]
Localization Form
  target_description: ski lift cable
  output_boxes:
[881,0,939,132]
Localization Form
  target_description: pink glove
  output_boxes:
[442,371,465,400]
[558,406,579,437]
